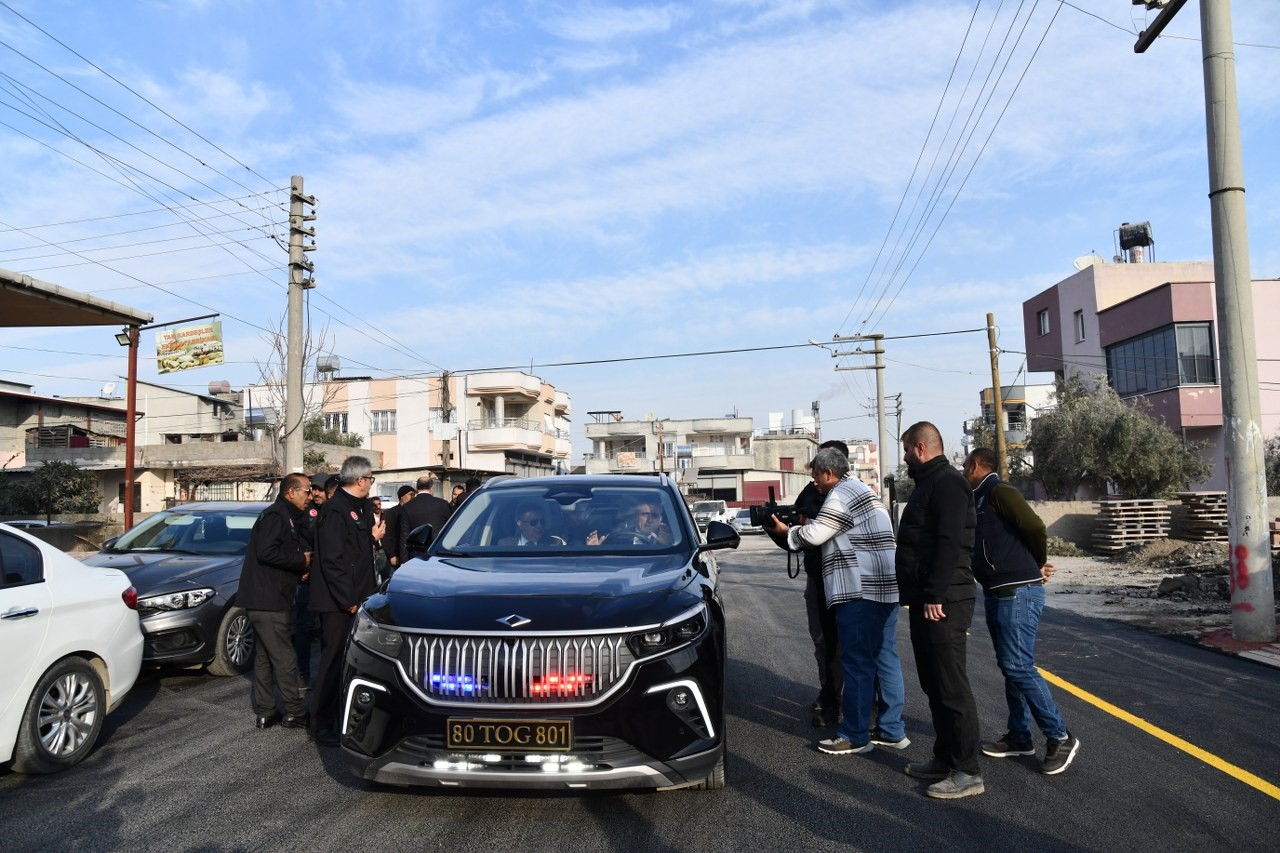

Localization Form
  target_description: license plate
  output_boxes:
[446,718,572,752]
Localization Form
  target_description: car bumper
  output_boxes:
[339,628,725,790]
[136,600,224,667]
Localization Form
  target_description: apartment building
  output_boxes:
[1022,258,1280,490]
[583,413,753,501]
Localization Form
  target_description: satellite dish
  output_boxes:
[1073,254,1105,271]
[101,382,117,398]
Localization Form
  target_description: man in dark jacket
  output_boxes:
[309,456,385,746]
[239,472,312,730]
[380,485,416,572]
[895,421,982,799]
[397,474,452,563]
[963,448,1079,775]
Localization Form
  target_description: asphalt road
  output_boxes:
[3,535,1279,852]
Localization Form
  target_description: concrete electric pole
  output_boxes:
[284,175,317,475]
[1136,0,1274,641]
[986,313,1008,480]
[833,333,889,494]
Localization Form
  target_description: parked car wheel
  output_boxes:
[206,606,254,676]
[12,657,106,774]
[690,750,726,791]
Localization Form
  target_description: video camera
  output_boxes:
[748,487,805,527]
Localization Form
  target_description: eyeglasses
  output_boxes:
[520,517,544,526]
[360,475,376,484]
[637,510,657,518]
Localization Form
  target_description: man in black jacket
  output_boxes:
[964,447,1078,775]
[309,456,385,746]
[895,421,982,799]
[397,474,452,562]
[238,473,312,730]
[380,485,416,572]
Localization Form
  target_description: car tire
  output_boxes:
[206,606,255,676]
[691,748,726,791]
[11,657,106,774]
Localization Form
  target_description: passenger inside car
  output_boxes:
[497,500,566,547]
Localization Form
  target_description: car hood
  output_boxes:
[370,553,704,632]
[81,551,243,592]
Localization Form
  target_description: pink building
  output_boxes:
[1023,259,1280,491]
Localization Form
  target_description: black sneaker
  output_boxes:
[981,733,1035,758]
[905,759,949,780]
[1042,733,1080,775]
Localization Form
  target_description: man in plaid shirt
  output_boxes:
[766,446,906,755]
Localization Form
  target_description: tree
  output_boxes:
[1265,433,1280,496]
[1027,374,1211,499]
[6,461,100,516]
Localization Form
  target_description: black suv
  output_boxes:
[340,474,738,791]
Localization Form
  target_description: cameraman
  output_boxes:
[765,446,906,755]
[768,440,849,727]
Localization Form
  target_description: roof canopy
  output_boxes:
[1,266,152,328]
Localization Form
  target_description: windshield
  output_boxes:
[436,483,689,557]
[112,506,264,555]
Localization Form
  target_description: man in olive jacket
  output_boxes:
[309,456,385,746]
[238,472,312,730]
[895,421,981,799]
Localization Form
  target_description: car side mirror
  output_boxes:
[697,520,740,553]
[405,523,434,559]
[102,536,119,551]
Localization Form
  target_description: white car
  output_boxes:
[1,524,144,773]
[730,508,762,535]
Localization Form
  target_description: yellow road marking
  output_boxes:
[1038,667,1280,801]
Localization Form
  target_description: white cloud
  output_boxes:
[543,3,686,42]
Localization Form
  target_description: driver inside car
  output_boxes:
[587,499,672,546]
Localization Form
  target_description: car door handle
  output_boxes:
[2,607,39,620]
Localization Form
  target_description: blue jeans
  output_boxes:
[984,584,1067,741]
[834,599,906,746]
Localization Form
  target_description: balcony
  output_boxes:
[467,418,544,452]
[687,418,752,434]
[687,449,754,470]
[582,451,655,475]
[26,446,126,469]
[585,422,648,438]
[467,371,543,399]
[554,390,571,414]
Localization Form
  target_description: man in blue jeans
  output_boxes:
[963,448,1079,775]
[766,447,906,756]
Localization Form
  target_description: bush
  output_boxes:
[1046,536,1083,557]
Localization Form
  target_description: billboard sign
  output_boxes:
[156,321,224,374]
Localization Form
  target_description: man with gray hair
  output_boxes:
[309,455,385,746]
[765,446,905,757]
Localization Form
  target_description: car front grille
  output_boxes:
[402,632,637,705]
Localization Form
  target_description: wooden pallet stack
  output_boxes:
[1174,491,1228,542]
[1091,498,1171,552]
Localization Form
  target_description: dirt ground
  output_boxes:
[1044,539,1280,637]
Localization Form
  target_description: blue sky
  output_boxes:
[1,0,1277,462]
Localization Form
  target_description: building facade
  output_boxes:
[583,414,754,501]
[1022,259,1280,491]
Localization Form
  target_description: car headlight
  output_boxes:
[627,606,708,657]
[352,608,403,659]
[137,588,215,611]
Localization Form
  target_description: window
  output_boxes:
[0,532,43,586]
[1105,322,1216,396]
[1037,309,1050,336]
[323,412,349,434]
[1074,310,1086,343]
[371,410,397,433]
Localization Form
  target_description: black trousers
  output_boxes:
[312,610,354,734]
[907,598,980,774]
[246,610,307,718]
[804,569,842,706]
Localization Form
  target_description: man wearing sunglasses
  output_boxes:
[499,501,566,546]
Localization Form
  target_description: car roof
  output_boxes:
[483,473,675,490]
[159,501,270,512]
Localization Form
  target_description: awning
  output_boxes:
[0,266,152,327]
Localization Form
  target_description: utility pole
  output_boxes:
[1137,0,1274,641]
[986,313,1008,479]
[890,393,904,466]
[833,333,888,493]
[439,370,454,473]
[284,176,317,474]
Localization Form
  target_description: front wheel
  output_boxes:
[11,657,106,774]
[206,606,255,676]
[691,749,726,791]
